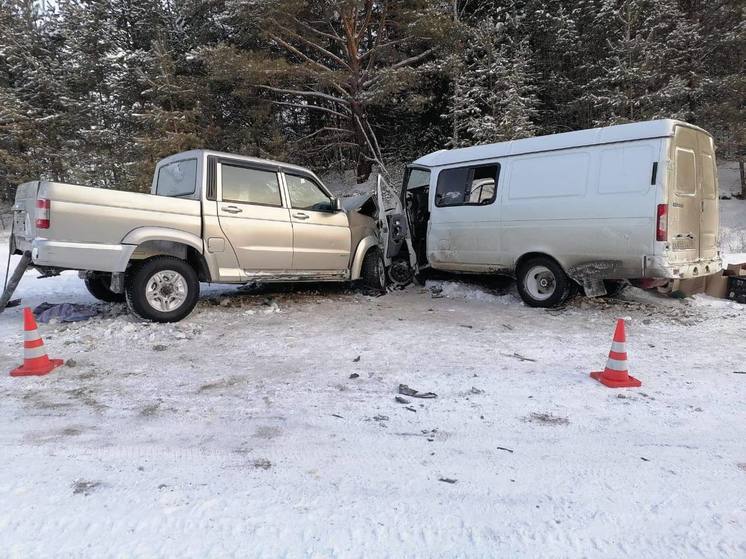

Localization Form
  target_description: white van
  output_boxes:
[399,119,721,307]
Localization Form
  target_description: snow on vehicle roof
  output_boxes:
[412,119,709,168]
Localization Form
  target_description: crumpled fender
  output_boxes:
[350,235,380,280]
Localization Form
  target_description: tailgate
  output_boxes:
[11,181,40,252]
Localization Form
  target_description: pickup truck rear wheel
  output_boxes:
[84,272,125,303]
[125,256,199,322]
[516,256,572,308]
[362,247,386,292]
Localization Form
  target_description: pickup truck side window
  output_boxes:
[285,174,333,212]
[435,164,499,207]
[221,164,282,207]
[156,159,197,197]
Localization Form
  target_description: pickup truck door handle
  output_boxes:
[222,205,243,214]
[293,212,310,220]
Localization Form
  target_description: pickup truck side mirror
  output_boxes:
[331,197,343,212]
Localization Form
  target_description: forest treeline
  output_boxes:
[0,0,743,198]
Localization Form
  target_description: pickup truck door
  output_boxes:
[216,162,293,271]
[282,173,351,271]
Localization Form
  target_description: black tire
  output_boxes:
[125,256,200,322]
[516,256,572,308]
[361,247,386,291]
[84,273,125,303]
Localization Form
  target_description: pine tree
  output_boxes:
[446,15,539,147]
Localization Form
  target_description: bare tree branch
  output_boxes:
[273,101,350,120]
[258,85,351,106]
[391,47,438,70]
[271,22,350,70]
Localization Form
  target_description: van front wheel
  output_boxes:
[516,257,572,308]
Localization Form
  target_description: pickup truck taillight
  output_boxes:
[656,203,668,241]
[36,198,50,229]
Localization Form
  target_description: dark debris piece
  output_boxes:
[438,477,457,484]
[395,396,411,404]
[399,384,437,399]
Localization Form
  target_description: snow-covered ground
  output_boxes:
[1,199,745,557]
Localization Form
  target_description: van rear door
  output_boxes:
[667,125,719,268]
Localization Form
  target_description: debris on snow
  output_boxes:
[496,446,514,453]
[438,477,458,484]
[524,412,569,426]
[34,302,98,323]
[395,396,411,404]
[399,384,437,399]
[72,480,103,496]
[504,352,537,362]
[349,373,360,379]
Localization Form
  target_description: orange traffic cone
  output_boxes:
[10,307,64,377]
[590,319,641,388]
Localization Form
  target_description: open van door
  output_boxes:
[375,174,415,284]
[667,125,719,271]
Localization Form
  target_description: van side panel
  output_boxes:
[498,142,659,278]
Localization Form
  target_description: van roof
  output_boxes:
[412,119,709,168]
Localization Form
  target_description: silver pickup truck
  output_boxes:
[6,150,409,322]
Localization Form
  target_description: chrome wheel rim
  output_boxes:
[145,270,188,312]
[524,265,556,301]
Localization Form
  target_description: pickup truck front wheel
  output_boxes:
[125,256,199,322]
[361,247,387,292]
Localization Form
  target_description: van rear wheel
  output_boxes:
[516,257,572,308]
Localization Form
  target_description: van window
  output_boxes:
[221,164,282,206]
[509,152,588,199]
[156,159,197,197]
[675,148,696,195]
[435,164,499,207]
[598,145,654,194]
[406,168,431,190]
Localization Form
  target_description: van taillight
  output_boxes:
[656,203,668,241]
[35,198,50,229]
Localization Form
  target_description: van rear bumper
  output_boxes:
[644,255,722,279]
[31,239,135,273]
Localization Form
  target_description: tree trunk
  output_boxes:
[740,160,745,199]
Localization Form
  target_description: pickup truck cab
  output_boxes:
[10,150,387,321]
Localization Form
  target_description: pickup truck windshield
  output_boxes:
[156,159,197,197]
